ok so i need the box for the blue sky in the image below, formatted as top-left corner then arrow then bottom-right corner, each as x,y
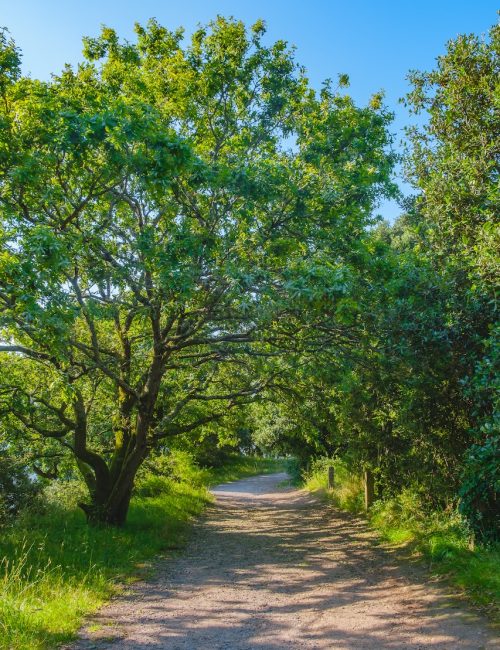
2,1 -> 498,220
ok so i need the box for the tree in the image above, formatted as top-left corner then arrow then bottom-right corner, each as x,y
0,19 -> 394,525
404,21 -> 499,286
237,19 -> 500,535
403,20 -> 499,531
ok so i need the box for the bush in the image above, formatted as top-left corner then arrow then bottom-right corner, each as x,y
179,433 -> 238,469
370,488 -> 472,553
0,452 -> 41,523
136,449 -> 212,495
134,474 -> 172,498
370,487 -> 430,529
459,435 -> 500,543
43,478 -> 88,511
284,457 -> 302,484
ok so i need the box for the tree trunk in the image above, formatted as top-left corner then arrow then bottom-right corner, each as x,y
79,477 -> 134,526
77,390 -> 156,526
102,484 -> 133,526
78,442 -> 142,526
364,468 -> 375,510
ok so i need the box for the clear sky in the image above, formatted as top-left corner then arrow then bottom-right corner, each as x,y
1,1 -> 498,220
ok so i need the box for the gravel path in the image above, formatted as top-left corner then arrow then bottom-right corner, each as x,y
71,473 -> 498,649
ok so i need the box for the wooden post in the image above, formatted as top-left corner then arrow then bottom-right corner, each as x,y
327,466 -> 335,490
364,469 -> 374,510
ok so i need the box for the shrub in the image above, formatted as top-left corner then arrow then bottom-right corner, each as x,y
459,435 -> 500,543
284,457 -> 302,484
136,449 -> 211,494
0,452 -> 41,523
43,478 -> 88,511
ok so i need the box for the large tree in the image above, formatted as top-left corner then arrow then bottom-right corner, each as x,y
403,21 -> 499,537
404,21 -> 499,285
0,18 -> 394,524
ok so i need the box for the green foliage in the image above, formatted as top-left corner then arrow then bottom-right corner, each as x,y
283,457 -> 302,484
370,489 -> 468,549
136,449 -> 212,493
0,451 -> 41,523
0,28 -> 21,95
0,10 -> 497,629
459,436 -> 500,543
0,16 -> 394,526
43,478 -> 88,510
254,17 -> 500,544
404,22 -> 499,282
399,20 -> 499,535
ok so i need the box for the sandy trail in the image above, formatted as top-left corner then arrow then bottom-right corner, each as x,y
71,473 -> 498,649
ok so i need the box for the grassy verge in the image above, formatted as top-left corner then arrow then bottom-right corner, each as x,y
370,496 -> 500,621
205,454 -> 285,486
304,459 -> 500,622
0,453 -> 280,650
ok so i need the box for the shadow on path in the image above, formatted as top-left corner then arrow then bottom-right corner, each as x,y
71,473 -> 498,649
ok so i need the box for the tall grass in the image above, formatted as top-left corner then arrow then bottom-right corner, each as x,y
370,492 -> 500,618
304,457 -> 364,513
0,453 -> 280,650
304,457 -> 500,621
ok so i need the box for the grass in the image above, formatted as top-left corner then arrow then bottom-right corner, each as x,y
304,458 -> 364,513
370,494 -> 500,621
205,454 -> 285,486
304,459 -> 500,623
0,453 -> 281,650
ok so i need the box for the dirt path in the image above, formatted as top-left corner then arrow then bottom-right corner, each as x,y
72,473 -> 498,649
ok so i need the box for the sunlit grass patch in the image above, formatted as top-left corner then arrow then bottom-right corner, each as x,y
370,495 -> 500,619
0,455 -> 278,650
304,457 -> 364,513
0,482 -> 210,649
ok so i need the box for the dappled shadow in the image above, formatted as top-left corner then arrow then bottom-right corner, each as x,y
70,473 -> 498,649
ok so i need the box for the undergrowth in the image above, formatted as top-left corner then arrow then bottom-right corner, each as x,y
0,453 -> 279,650
304,458 -> 500,622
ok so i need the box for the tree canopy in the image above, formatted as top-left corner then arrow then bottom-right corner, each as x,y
0,18 -> 395,524
0,17 -> 497,539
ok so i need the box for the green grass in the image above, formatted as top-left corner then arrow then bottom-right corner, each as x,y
304,458 -> 364,513
304,460 -> 500,622
205,454 -> 285,486
370,495 -> 500,621
0,454 -> 280,650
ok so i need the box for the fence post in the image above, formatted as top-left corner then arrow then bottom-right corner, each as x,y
327,465 -> 335,490
364,469 -> 374,510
